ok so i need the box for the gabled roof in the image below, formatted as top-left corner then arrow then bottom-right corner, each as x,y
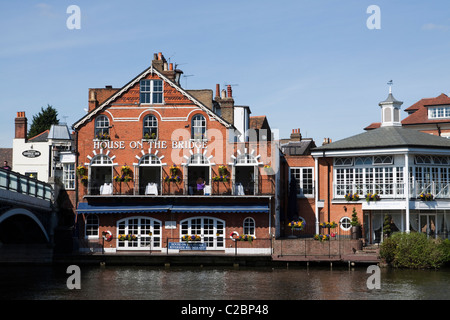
312,126 -> 450,153
72,65 -> 232,130
402,93 -> 450,125
28,129 -> 49,142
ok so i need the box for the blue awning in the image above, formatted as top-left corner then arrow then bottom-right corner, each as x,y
77,202 -> 172,214
77,203 -> 269,214
171,205 -> 269,213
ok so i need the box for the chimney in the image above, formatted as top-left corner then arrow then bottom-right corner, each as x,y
227,85 -> 232,98
15,111 -> 27,140
152,52 -> 165,71
88,89 -> 98,112
215,85 -> 235,125
216,84 -> 220,98
322,138 -> 332,145
290,128 -> 302,141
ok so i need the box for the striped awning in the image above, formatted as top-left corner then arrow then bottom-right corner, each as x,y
76,202 -> 171,214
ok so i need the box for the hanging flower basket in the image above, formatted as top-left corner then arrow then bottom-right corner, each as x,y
169,165 -> 180,176
164,175 -> 181,183
218,165 -> 228,176
76,165 -> 87,177
213,175 -> 229,182
121,165 -> 131,175
345,193 -> 360,201
80,175 -> 88,186
288,220 -> 304,230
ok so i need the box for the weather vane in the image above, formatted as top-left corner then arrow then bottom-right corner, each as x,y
387,80 -> 393,93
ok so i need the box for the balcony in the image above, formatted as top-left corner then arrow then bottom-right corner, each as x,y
334,182 -> 450,200
85,176 -> 275,197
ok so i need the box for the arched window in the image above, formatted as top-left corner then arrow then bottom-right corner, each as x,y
191,114 -> 206,140
95,115 -> 110,140
143,115 -> 158,140
188,153 -> 210,165
235,154 -> 258,165
139,154 -> 161,166
85,214 -> 99,238
243,217 -> 255,237
91,154 -> 113,166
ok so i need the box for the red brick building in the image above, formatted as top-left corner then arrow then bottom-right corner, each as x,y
71,53 -> 277,253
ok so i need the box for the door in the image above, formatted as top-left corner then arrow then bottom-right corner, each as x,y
117,217 -> 162,250
420,214 -> 436,238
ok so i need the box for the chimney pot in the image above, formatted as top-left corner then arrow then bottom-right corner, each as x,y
169,63 -> 173,71
227,85 -> 232,98
158,52 -> 162,60
216,84 -> 220,98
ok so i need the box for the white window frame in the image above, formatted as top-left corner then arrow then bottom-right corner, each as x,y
143,114 -> 158,140
243,217 -> 256,237
63,163 -> 75,190
428,106 -> 450,119
140,80 -> 164,104
289,167 -> 314,197
191,114 -> 207,141
180,217 -> 225,250
116,217 -> 162,250
85,214 -> 99,239
340,216 -> 352,231
94,115 -> 110,139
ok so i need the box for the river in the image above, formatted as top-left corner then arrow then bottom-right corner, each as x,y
0,264 -> 449,300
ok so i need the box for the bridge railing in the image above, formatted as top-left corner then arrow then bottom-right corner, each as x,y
0,168 -> 53,201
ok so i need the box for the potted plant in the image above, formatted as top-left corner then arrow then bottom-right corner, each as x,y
350,207 -> 362,239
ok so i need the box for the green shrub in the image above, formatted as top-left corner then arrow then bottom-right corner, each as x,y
379,232 -> 447,269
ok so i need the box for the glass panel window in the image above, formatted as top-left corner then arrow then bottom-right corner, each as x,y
140,80 -> 163,104
95,115 -> 110,140
63,163 -> 75,189
191,114 -> 206,140
143,115 -> 158,140
86,214 -> 99,238
289,167 -> 314,197
243,217 -> 255,237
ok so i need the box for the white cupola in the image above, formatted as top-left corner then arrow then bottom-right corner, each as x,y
379,81 -> 403,127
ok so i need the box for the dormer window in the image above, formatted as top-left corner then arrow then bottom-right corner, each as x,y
140,80 -> 163,104
428,106 -> 450,119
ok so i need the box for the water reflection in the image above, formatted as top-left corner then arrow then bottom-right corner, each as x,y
0,265 -> 449,300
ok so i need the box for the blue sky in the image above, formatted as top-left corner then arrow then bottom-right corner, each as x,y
2,1 -> 450,147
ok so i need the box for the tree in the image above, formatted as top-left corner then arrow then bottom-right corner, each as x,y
27,105 -> 59,139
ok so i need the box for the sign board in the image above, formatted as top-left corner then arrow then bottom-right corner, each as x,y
22,150 -> 41,158
168,242 -> 206,250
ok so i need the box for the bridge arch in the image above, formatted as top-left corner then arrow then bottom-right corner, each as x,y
0,208 -> 50,243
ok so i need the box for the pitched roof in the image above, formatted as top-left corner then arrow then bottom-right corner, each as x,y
249,116 -> 268,130
28,129 -> 49,142
312,126 -> 450,152
72,65 -> 232,130
402,93 -> 450,125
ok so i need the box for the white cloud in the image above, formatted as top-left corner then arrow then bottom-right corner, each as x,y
422,23 -> 450,31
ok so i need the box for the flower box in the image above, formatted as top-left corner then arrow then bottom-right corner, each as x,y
238,234 -> 255,242
419,193 -> 434,201
345,193 -> 360,201
181,235 -> 201,242
118,234 -> 137,241
319,221 -> 337,229
288,220 -> 304,230
365,193 -> 380,202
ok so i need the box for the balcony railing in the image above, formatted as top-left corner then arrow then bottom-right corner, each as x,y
0,168 -> 53,201
334,182 -> 450,200
87,177 -> 275,196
